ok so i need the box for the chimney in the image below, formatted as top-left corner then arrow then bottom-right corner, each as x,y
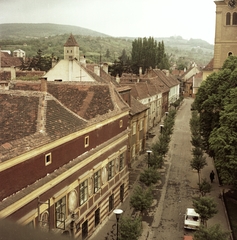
80,55 -> 86,67
116,74 -> 120,83
94,65 -> 100,76
10,66 -> 16,80
41,78 -> 48,92
139,67 -> 142,76
52,57 -> 57,68
102,63 -> 109,74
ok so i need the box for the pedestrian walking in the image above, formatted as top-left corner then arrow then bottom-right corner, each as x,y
210,170 -> 215,183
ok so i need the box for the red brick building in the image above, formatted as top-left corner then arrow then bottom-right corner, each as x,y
0,76 -> 130,238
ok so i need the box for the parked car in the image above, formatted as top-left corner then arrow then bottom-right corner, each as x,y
184,208 -> 200,230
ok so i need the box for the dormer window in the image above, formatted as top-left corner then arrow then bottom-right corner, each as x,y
85,136 -> 89,148
45,153 -> 52,166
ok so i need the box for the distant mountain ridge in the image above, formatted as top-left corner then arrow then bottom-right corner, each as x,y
0,23 -> 110,39
0,23 -> 214,66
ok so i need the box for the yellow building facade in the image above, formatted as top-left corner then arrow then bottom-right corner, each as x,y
213,0 -> 237,71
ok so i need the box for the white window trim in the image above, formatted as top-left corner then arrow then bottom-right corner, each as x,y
45,153 -> 52,166
85,136 -> 89,148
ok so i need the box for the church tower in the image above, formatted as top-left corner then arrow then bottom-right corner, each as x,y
64,34 -> 80,61
213,0 -> 237,70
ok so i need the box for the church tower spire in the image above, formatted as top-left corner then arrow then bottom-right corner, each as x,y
64,34 -> 80,61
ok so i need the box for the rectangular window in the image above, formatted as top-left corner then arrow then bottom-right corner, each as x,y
82,220 -> 88,240
139,140 -> 142,152
94,170 -> 101,193
85,136 -> 89,147
132,123 -> 136,135
119,119 -> 123,128
119,153 -> 124,171
95,208 -> 100,227
120,184 -> 124,202
79,180 -> 88,206
139,120 -> 143,131
109,194 -> 114,212
45,153 -> 52,166
132,145 -> 136,158
108,160 -> 114,180
55,196 -> 66,229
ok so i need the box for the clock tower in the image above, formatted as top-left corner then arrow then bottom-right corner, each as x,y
213,0 -> 237,70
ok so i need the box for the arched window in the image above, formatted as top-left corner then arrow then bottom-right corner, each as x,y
228,52 -> 233,56
226,12 -> 231,25
233,12 -> 237,25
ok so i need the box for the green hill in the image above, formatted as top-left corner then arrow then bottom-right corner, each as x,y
0,23 -> 214,67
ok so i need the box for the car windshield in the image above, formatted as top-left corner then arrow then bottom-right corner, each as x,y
186,215 -> 199,221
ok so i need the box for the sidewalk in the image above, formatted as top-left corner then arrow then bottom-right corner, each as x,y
89,121 -> 162,240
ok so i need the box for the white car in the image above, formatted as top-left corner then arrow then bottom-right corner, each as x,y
184,208 -> 200,230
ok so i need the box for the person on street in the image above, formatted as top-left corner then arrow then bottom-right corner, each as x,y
210,170 -> 215,183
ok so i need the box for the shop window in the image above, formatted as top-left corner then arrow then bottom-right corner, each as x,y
95,208 -> 100,227
82,220 -> 88,240
109,194 -> 114,212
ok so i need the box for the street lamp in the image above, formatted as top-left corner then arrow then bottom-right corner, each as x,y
146,150 -> 152,168
113,209 -> 123,240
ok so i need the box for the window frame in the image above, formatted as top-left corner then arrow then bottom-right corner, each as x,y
94,208 -> 100,227
84,136 -> 89,148
55,196 -> 66,229
107,160 -> 115,181
45,153 -> 52,166
233,12 -> 237,25
119,153 -> 124,171
109,194 -> 114,212
79,180 -> 88,206
94,170 -> 101,193
132,122 -> 136,135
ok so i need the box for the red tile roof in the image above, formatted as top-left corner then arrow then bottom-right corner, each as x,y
203,58 -> 214,71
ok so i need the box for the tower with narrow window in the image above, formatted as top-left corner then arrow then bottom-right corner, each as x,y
213,0 -> 237,70
64,34 -> 80,61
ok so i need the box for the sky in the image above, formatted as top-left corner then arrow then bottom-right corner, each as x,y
0,0 -> 216,44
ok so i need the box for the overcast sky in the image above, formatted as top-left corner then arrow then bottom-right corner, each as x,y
0,0 -> 216,44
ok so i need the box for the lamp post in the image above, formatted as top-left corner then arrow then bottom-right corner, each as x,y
146,150 -> 152,168
113,209 -> 123,240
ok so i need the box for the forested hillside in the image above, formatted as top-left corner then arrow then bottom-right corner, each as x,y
0,23 -> 214,68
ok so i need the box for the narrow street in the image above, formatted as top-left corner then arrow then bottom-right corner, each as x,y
149,98 -> 199,239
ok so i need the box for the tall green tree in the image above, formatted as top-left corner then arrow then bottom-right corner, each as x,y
193,196 -> 218,226
209,87 -> 237,186
194,224 -> 230,240
194,56 -> 237,155
119,216 -> 142,240
130,186 -> 153,215
131,37 -> 170,74
190,152 -> 207,185
139,168 -> 160,186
